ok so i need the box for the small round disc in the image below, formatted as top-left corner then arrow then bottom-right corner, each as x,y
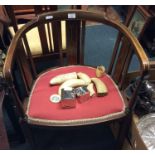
49,94 -> 61,103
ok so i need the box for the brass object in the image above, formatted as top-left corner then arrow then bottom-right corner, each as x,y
96,65 -> 105,78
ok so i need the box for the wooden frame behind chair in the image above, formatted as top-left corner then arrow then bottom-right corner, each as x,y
3,10 -> 149,149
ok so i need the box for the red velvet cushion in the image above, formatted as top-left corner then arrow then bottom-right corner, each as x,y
26,66 -> 125,125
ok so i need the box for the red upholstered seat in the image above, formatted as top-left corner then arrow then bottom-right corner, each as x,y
26,66 -> 126,126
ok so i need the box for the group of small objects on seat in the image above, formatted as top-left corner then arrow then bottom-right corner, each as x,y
49,66 -> 108,109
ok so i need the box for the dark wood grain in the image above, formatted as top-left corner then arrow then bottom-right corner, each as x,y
4,6 -> 18,32
0,90 -> 9,150
17,41 -> 34,91
108,33 -> 122,75
37,24 -> 49,54
112,37 -> 131,83
119,47 -> 133,90
66,20 -> 81,65
52,21 -> 62,52
79,20 -> 86,64
22,35 -> 37,78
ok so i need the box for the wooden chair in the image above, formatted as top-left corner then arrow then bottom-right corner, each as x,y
5,6 -> 80,65
3,10 -> 149,149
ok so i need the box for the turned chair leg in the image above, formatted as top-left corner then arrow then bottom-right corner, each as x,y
20,118 -> 36,149
116,114 -> 132,149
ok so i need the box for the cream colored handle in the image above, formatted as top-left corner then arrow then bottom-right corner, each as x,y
50,72 -> 77,85
91,78 -> 108,96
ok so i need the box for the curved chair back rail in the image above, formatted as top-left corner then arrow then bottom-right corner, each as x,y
3,10 -> 149,116
4,10 -> 149,72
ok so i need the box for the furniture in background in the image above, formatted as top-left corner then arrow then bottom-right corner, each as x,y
4,6 -> 81,67
125,6 -> 155,61
0,40 -> 9,151
118,6 -> 155,150
0,6 -> 12,51
127,6 -> 151,39
0,6 -> 25,149
0,6 -> 10,149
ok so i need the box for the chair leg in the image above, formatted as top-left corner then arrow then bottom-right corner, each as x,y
116,114 -> 132,149
19,118 -> 36,149
4,97 -> 25,143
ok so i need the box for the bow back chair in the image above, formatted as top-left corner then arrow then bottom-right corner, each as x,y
3,10 -> 149,149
